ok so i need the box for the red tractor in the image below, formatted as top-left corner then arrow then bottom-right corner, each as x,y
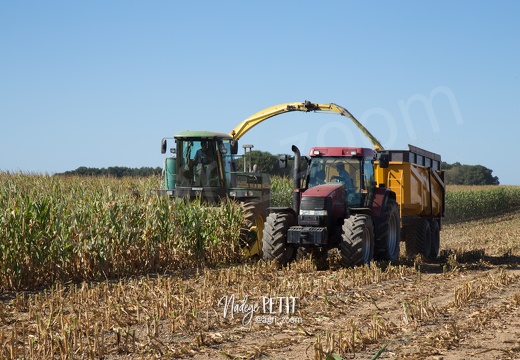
262,145 -> 400,268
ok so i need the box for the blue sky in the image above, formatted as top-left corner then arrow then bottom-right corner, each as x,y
1,1 -> 519,184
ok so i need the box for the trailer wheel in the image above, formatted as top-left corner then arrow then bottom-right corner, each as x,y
262,212 -> 295,266
374,198 -> 401,261
339,214 -> 374,267
240,201 -> 264,257
428,219 -> 440,260
404,217 -> 431,258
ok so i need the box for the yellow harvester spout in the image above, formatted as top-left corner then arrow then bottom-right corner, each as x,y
229,100 -> 384,150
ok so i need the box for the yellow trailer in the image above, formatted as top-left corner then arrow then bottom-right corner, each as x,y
375,145 -> 446,258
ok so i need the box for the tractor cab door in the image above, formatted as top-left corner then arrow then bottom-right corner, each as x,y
361,158 -> 375,207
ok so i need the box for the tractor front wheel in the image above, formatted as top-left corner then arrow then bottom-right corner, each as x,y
339,214 -> 374,267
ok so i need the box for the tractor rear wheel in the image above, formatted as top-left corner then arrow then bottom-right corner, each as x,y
339,214 -> 374,267
403,217 -> 431,258
374,198 -> 401,261
428,219 -> 440,260
262,212 -> 296,266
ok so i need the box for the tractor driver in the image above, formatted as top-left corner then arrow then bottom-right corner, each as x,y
331,163 -> 355,190
194,141 -> 213,165
193,141 -> 216,185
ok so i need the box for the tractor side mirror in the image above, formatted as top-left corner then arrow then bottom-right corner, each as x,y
279,154 -> 288,169
161,138 -> 167,154
378,153 -> 390,168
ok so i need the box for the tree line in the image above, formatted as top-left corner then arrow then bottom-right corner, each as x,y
57,166 -> 162,178
240,151 -> 501,185
441,162 -> 499,185
58,152 -> 500,186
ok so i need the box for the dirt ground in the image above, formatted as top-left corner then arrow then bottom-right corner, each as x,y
192,264 -> 520,360
1,211 -> 520,359
192,211 -> 520,360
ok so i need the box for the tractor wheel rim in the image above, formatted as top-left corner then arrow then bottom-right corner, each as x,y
363,228 -> 372,263
388,213 -> 397,253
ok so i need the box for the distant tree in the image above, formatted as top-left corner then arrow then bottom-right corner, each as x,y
234,150 -> 271,173
57,167 -> 162,177
235,150 -> 292,176
443,163 -> 499,185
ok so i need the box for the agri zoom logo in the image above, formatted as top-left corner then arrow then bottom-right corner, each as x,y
217,294 -> 302,326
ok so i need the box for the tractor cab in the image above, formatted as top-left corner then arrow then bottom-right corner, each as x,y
305,147 -> 376,208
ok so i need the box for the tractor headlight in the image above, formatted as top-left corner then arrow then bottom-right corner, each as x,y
300,209 -> 328,216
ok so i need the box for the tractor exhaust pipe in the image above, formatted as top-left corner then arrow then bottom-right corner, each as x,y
291,145 -> 301,216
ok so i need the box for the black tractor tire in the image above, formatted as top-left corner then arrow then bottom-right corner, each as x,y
262,212 -> 296,266
296,247 -> 329,270
403,216 -> 431,258
339,214 -> 374,267
239,201 -> 263,256
428,219 -> 440,260
374,198 -> 401,261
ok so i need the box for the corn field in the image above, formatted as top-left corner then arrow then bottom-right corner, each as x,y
2,173 -> 520,291
270,176 -> 293,207
0,173 -> 243,290
445,185 -> 520,223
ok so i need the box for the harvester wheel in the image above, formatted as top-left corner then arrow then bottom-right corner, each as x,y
428,219 -> 440,260
374,198 -> 401,261
339,214 -> 374,267
403,217 -> 431,258
240,201 -> 264,257
262,212 -> 295,266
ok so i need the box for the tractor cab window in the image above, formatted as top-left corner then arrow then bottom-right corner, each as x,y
362,159 -> 375,206
177,139 -> 221,187
307,157 -> 362,206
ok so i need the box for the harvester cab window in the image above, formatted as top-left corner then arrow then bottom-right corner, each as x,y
177,139 -> 221,187
221,140 -> 235,187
